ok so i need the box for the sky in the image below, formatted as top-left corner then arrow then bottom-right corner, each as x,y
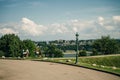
0,0 -> 120,41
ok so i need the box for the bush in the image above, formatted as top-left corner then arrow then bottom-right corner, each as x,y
44,45 -> 63,58
79,50 -> 87,56
91,48 -> 98,56
54,49 -> 63,57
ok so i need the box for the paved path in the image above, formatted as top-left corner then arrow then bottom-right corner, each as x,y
0,60 -> 120,80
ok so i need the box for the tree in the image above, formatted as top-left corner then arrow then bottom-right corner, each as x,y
93,36 -> 119,54
44,45 -> 63,58
0,34 -> 41,58
22,39 -> 36,57
0,34 -> 21,57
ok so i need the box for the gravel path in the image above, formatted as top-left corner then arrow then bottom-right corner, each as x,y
0,60 -> 120,80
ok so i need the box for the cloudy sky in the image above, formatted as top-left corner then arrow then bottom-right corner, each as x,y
0,0 -> 120,41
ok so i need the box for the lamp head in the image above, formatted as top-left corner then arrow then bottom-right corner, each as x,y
76,32 -> 79,37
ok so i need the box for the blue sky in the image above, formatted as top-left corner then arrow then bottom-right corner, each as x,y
0,0 -> 120,41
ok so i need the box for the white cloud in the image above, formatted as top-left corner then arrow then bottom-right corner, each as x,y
0,16 -> 120,40
96,16 -> 116,31
104,26 -> 115,31
47,16 -> 119,39
73,27 -> 78,32
70,20 -> 86,27
70,19 -> 79,23
113,16 -> 120,30
98,16 -> 104,21
69,19 -> 96,33
50,23 -> 69,34
98,16 -> 104,26
113,16 -> 120,22
21,17 -> 47,36
0,28 -> 18,35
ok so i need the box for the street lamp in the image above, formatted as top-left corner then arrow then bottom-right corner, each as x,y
75,32 -> 79,64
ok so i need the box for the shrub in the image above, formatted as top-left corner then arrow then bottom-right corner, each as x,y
79,50 -> 87,56
54,49 -> 63,57
91,48 -> 98,56
44,45 -> 63,58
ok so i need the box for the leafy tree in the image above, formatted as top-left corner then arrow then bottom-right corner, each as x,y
93,36 -> 119,54
22,39 -> 36,57
37,41 -> 47,47
0,34 -> 21,57
44,45 -> 63,57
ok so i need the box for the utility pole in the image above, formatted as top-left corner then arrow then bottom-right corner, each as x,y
75,32 -> 79,64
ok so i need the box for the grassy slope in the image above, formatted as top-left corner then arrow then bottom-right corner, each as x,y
79,55 -> 120,67
78,55 -> 120,75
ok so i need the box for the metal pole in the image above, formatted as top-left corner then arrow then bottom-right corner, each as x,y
75,32 -> 79,64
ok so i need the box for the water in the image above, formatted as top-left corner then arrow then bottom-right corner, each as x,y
64,53 -> 76,57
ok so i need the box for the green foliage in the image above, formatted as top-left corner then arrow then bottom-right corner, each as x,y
44,45 -> 63,58
22,40 -> 36,57
79,50 -> 87,56
54,49 -> 64,57
79,55 -> 120,67
0,50 -> 5,57
0,34 -> 21,57
93,36 -> 119,54
0,34 -> 36,57
37,41 -> 47,47
91,48 -> 98,56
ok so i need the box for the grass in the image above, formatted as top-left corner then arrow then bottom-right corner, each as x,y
79,55 -> 120,67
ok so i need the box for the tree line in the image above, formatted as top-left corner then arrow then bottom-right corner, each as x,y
0,34 -> 119,58
0,34 -> 63,58
79,36 -> 120,56
38,36 -> 120,56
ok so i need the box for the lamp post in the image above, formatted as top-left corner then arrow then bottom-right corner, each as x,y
75,32 -> 79,64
